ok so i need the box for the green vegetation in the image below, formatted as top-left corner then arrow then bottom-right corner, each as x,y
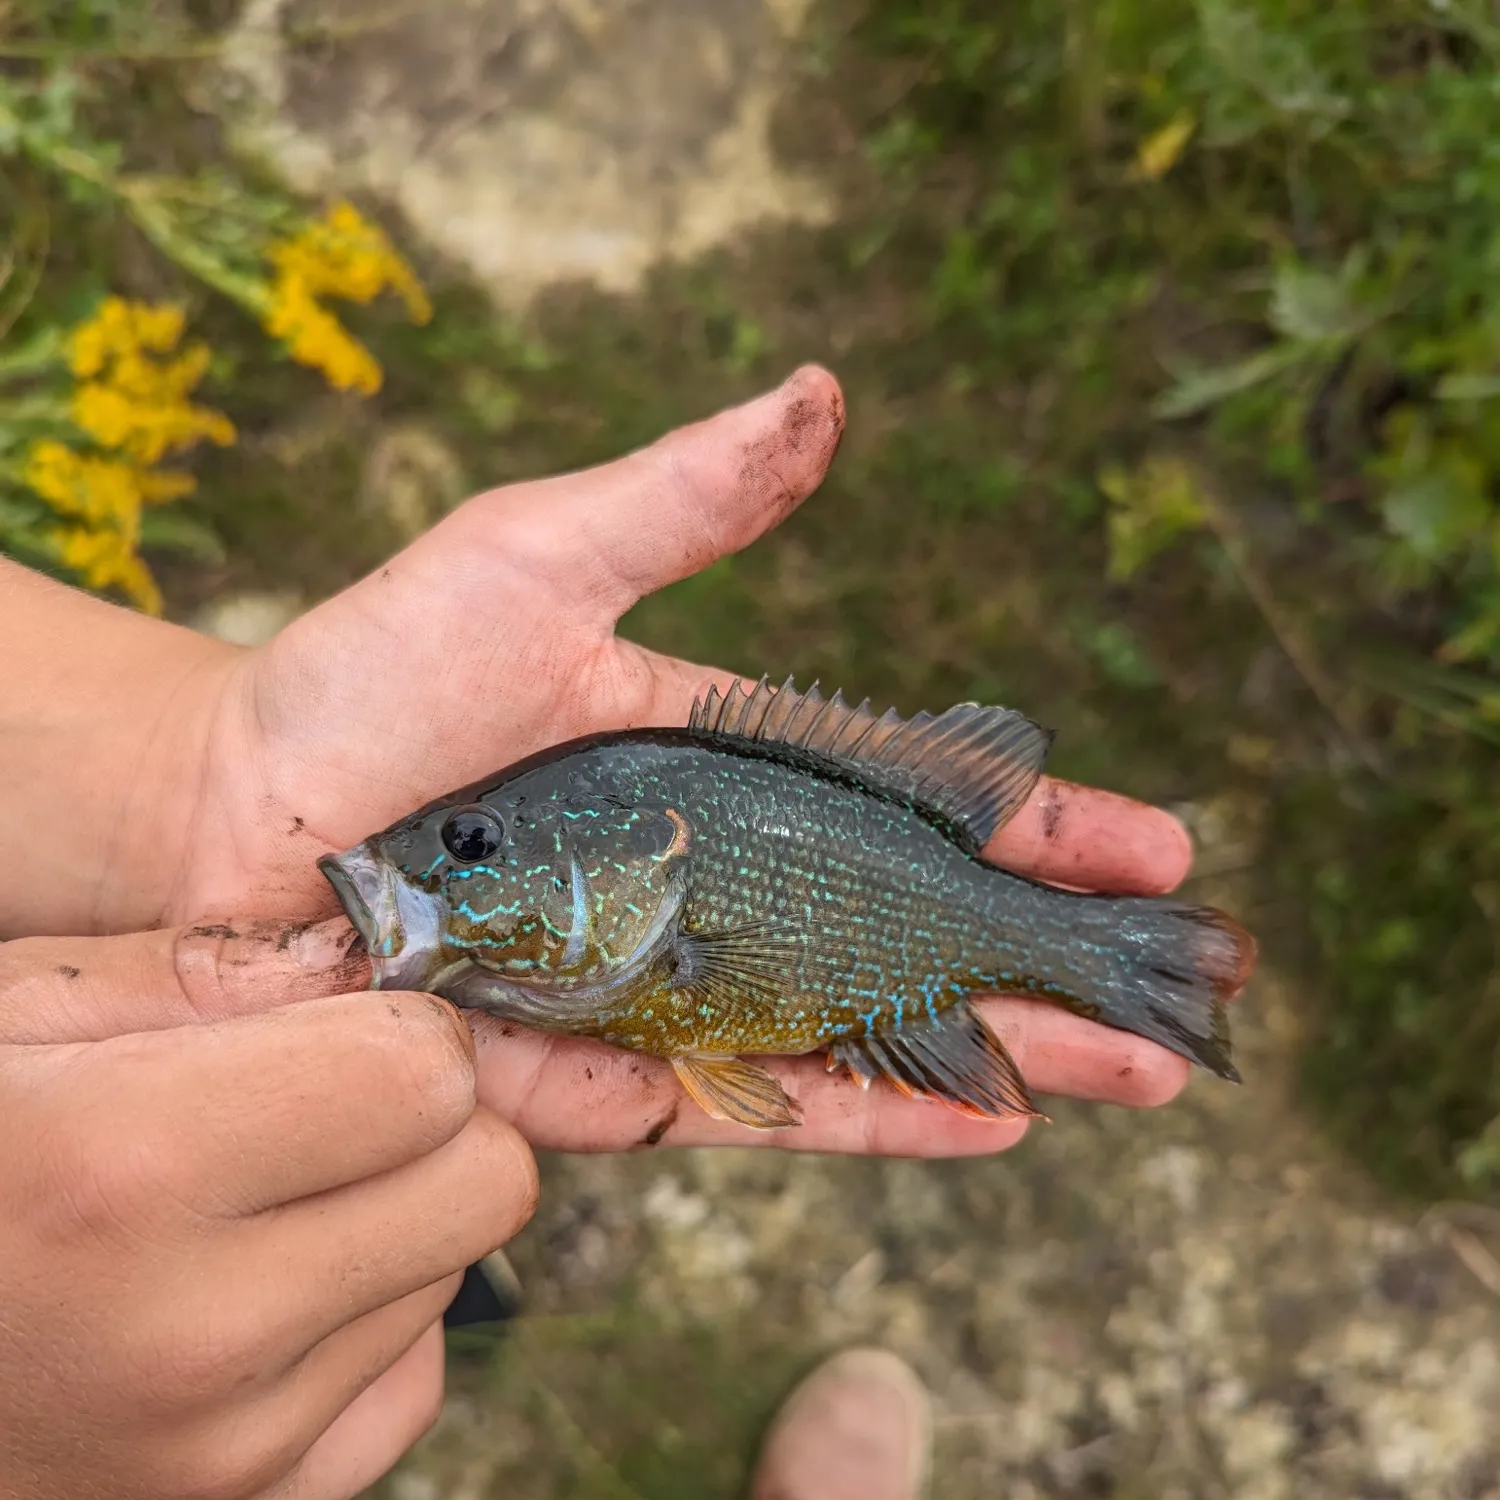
6,0 -> 1500,1195
836,0 -> 1500,1197
834,0 -> 1500,1198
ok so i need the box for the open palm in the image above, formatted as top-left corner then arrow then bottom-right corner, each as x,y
178,367 -> 1208,1156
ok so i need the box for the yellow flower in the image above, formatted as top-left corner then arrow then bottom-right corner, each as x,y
25,440 -> 133,530
24,442 -> 183,616
67,296 -> 187,377
257,201 -> 432,396
23,439 -> 195,525
262,271 -> 384,395
49,524 -> 163,615
268,201 -> 432,323
109,344 -> 212,402
135,469 -> 198,504
1127,111 -> 1198,183
70,380 -> 235,465
41,297 -> 224,617
64,299 -> 235,462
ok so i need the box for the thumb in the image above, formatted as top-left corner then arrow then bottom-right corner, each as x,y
0,916 -> 370,1044
461,363 -> 845,620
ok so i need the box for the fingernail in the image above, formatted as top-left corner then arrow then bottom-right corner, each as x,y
280,916 -> 368,974
738,367 -> 804,413
424,993 -> 478,1064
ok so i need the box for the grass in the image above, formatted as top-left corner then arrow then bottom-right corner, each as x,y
7,0 -> 1500,1454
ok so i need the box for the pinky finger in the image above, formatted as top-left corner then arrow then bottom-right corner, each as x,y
279,1322 -> 447,1500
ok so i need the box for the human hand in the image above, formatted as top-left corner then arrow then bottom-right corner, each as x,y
5,365 -> 1207,1143
0,930 -> 537,1500
180,366 -> 1199,1130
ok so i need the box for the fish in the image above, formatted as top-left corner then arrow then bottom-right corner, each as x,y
318,677 -> 1256,1129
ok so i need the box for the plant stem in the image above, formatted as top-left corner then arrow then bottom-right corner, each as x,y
1198,478 -> 1390,779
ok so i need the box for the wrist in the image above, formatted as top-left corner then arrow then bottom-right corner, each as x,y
0,559 -> 241,937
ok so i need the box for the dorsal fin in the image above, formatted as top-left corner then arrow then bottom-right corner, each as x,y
688,676 -> 1054,852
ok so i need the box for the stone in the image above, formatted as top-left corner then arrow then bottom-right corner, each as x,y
189,589 -> 303,644
214,0 -> 834,308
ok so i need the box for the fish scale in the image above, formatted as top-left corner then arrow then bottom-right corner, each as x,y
319,677 -> 1257,1130
533,756 -> 982,1047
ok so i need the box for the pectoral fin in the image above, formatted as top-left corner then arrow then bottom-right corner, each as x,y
670,920 -> 801,1024
671,1055 -> 802,1129
828,1001 -> 1044,1121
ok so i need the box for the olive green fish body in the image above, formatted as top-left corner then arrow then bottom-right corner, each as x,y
320,679 -> 1256,1129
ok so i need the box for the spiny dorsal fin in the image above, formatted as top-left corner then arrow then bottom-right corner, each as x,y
688,676 -> 1054,851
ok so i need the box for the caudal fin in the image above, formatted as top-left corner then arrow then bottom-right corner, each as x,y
1086,901 -> 1256,1081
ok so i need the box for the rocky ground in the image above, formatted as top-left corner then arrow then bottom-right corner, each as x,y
190,3 -> 1500,1494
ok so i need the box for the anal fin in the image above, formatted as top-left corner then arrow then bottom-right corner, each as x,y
671,1055 -> 802,1130
828,1001 -> 1043,1122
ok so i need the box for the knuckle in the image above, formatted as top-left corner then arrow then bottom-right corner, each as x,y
160,1422 -> 297,1500
370,993 -> 477,1129
34,1116 -> 173,1250
84,1292 -> 271,1421
651,444 -> 725,572
473,1110 -> 540,1235
152,1299 -> 269,1403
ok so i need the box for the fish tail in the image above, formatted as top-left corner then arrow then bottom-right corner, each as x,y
983,887 -> 1257,1082
1095,900 -> 1255,1081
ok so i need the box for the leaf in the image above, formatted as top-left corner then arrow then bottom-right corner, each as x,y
1197,0 -> 1351,128
138,509 -> 226,563
0,194 -> 49,344
1269,260 -> 1363,344
1127,112 -> 1197,183
0,325 -> 65,385
930,229 -> 998,316
1442,608 -> 1500,667
0,491 -> 44,528
1101,454 -> 1211,580
0,490 -> 52,556
1151,343 -> 1308,419
1381,467 -> 1489,564
1436,372 -> 1500,402
1081,619 -> 1162,688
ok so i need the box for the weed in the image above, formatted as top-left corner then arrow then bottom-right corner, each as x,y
0,8 -> 428,610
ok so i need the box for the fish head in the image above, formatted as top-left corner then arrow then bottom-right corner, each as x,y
318,786 -> 565,992
318,766 -> 682,1001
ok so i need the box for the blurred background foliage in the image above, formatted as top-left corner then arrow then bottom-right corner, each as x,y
6,0 -> 1500,1209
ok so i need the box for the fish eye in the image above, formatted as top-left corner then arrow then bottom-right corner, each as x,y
440,805 -> 505,863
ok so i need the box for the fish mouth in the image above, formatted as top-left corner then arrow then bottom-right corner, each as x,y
318,844 -> 444,991
318,851 -> 381,952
